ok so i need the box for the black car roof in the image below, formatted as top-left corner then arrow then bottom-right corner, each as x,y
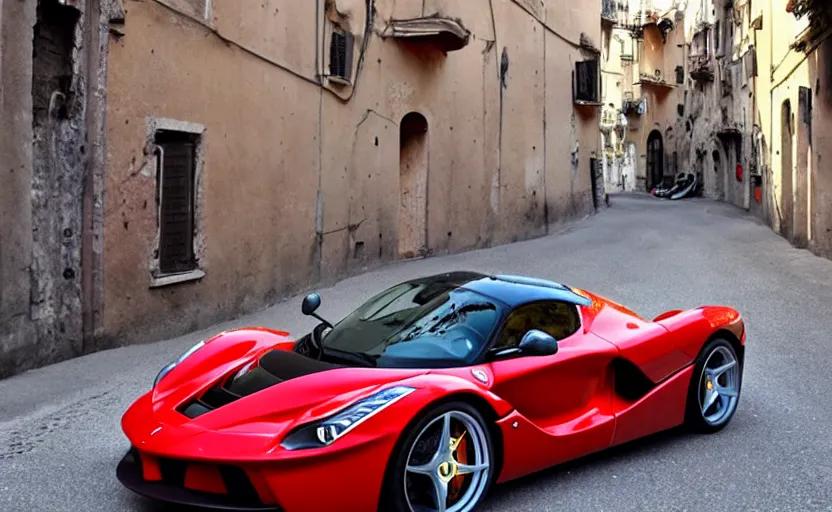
408,271 -> 592,308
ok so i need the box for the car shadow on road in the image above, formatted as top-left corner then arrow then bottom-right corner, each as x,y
127,427 -> 694,512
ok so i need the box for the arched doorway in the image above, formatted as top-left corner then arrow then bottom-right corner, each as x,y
780,100 -> 793,241
646,130 -> 664,190
398,112 -> 429,260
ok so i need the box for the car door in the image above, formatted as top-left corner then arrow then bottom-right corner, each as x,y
488,301 -> 618,464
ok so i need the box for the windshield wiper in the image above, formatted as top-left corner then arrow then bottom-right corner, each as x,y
325,347 -> 378,367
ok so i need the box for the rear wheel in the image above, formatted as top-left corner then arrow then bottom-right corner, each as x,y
685,337 -> 742,433
380,401 -> 494,512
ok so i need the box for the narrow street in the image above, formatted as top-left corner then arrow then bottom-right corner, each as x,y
2,193 -> 832,511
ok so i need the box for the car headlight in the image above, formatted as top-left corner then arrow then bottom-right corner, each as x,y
153,340 -> 206,388
280,385 -> 416,450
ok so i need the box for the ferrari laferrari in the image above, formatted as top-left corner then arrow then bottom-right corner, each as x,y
117,271 -> 746,512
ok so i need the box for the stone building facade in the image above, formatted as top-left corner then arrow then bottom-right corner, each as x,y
677,0 -> 832,258
600,0 -> 688,193
0,0 -> 606,377
602,0 -> 832,262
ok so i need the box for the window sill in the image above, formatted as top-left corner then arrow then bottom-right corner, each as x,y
150,269 -> 205,289
326,76 -> 352,87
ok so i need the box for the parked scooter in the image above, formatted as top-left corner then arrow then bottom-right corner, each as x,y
650,172 -> 699,200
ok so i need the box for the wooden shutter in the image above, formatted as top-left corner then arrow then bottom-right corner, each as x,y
329,31 -> 354,81
575,60 -> 599,102
158,141 -> 196,274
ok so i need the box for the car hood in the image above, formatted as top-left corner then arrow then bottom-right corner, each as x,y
129,328 -> 429,438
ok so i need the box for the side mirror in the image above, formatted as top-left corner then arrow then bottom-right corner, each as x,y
301,293 -> 322,316
519,330 -> 559,356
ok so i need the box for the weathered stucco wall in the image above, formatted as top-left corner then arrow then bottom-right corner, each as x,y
104,2 -> 322,344
756,0 -> 832,258
0,0 -> 108,378
0,0 -> 37,376
100,0 -> 602,348
808,41 -> 832,258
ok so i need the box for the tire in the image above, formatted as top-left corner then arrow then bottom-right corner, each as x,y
684,337 -> 743,433
379,401 -> 496,512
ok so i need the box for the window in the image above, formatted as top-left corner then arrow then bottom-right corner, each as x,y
715,20 -> 721,53
148,118 -> 205,287
675,65 -> 685,84
574,58 -> 601,103
493,302 -> 581,351
328,29 -> 354,84
156,131 -> 198,274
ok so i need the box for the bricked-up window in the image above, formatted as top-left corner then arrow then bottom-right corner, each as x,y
329,30 -> 354,83
575,58 -> 600,103
155,130 -> 198,275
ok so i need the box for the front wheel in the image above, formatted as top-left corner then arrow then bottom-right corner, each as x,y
380,401 -> 495,512
684,337 -> 743,433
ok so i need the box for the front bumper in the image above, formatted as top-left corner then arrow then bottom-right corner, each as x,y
117,448 -> 282,511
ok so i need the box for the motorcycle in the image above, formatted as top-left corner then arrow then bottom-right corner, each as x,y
650,172 -> 699,200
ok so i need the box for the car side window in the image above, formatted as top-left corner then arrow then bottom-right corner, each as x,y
493,302 -> 581,351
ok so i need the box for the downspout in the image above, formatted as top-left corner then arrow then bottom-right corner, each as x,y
770,0 -> 775,229
315,0 -> 320,80
313,0 -> 324,282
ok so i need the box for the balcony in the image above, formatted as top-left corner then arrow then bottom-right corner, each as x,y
621,93 -> 645,116
689,53 -> 715,82
602,0 -> 620,25
787,0 -> 832,50
380,16 -> 471,53
787,0 -> 829,19
636,71 -> 676,90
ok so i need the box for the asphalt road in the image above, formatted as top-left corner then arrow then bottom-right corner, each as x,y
2,193 -> 832,512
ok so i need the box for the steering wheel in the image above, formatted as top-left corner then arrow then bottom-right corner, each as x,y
309,322 -> 329,360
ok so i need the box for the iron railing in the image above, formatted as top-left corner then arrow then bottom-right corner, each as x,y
602,0 -> 618,23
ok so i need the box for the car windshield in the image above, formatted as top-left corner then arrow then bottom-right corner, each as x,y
322,281 -> 505,367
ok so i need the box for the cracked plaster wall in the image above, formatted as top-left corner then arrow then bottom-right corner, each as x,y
0,0 -> 100,378
30,0 -> 87,369
99,0 -> 600,350
0,0 -> 38,376
675,2 -> 756,211
0,0 -> 109,378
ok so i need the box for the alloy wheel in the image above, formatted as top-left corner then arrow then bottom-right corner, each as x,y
403,410 -> 491,512
698,345 -> 740,426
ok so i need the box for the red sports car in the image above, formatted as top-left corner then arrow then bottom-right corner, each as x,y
117,272 -> 746,512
